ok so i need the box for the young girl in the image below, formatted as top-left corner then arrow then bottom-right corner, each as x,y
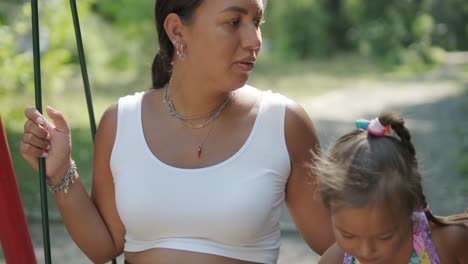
315,112 -> 468,264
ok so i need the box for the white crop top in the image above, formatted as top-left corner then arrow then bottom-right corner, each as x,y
110,86 -> 291,264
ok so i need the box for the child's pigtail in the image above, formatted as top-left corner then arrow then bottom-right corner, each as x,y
420,193 -> 447,225
378,112 -> 416,157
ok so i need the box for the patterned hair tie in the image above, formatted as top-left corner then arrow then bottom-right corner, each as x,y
355,118 -> 391,136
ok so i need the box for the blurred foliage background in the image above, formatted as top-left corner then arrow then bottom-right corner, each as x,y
2,0 -> 468,97
0,0 -> 467,227
1,0 -> 468,261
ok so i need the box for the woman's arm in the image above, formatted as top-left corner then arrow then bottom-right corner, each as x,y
89,103 -> 127,259
21,105 -> 125,262
284,101 -> 335,255
433,223 -> 468,264
455,224 -> 468,263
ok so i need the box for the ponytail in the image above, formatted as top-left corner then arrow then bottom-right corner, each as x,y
151,50 -> 172,89
419,193 -> 447,225
379,112 -> 466,226
379,112 -> 416,157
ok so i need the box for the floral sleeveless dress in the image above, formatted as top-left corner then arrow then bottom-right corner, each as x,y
343,211 -> 440,264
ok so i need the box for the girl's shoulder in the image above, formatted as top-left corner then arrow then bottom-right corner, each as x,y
431,222 -> 468,263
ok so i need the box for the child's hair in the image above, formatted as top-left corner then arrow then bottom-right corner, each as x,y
315,112 -> 444,224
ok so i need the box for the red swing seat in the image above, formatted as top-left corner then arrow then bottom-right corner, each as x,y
0,116 -> 36,263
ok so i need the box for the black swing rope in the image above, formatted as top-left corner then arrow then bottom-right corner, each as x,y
31,0 -> 116,263
31,0 -> 51,262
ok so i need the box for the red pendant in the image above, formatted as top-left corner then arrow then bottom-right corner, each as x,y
197,146 -> 202,158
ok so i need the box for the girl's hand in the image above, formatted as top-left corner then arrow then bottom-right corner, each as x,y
20,106 -> 73,179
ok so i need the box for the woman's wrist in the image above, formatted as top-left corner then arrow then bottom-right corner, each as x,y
47,160 -> 78,194
47,158 -> 74,180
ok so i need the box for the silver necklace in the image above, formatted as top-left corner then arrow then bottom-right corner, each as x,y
196,122 -> 216,158
163,84 -> 232,129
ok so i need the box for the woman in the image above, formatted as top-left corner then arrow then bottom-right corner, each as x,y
20,0 -> 334,263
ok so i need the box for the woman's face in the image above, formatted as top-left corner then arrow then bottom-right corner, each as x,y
331,206 -> 413,264
183,0 -> 264,90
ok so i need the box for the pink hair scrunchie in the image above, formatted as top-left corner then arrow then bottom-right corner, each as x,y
367,118 -> 391,136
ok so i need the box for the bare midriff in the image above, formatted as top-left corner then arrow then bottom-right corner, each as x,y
124,248 -> 262,264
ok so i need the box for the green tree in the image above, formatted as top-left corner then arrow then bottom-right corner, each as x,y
0,1 -> 94,96
265,0 -> 330,59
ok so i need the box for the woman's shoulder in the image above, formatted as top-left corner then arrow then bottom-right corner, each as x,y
98,90 -> 143,132
97,102 -> 118,134
431,222 -> 468,263
318,243 -> 344,264
117,91 -> 146,103
239,85 -> 311,126
110,90 -> 152,117
245,85 -> 294,103
242,85 -> 304,114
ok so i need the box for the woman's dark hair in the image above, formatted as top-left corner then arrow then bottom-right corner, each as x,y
151,0 -> 269,89
314,112 -> 444,225
152,0 -> 203,89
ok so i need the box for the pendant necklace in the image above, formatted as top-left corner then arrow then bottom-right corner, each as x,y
162,83 -> 233,157
196,123 -> 216,158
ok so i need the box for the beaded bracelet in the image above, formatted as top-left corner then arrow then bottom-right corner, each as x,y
47,160 -> 77,194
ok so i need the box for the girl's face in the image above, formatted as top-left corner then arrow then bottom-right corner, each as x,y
331,206 -> 413,264
183,0 -> 264,90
